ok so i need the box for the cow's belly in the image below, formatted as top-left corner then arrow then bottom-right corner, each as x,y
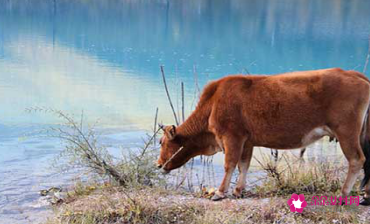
253,126 -> 334,149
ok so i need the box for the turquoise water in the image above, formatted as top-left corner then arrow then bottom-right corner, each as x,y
1,0 -> 370,222
1,0 -> 370,128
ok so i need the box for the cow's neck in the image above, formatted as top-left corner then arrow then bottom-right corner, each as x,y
170,93 -> 216,164
177,104 -> 210,140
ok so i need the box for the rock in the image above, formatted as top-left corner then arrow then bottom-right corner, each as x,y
39,187 -> 65,205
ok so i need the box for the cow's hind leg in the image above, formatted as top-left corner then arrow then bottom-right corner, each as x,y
360,128 -> 370,205
337,132 -> 366,200
211,135 -> 244,201
233,143 -> 253,198
361,183 -> 370,205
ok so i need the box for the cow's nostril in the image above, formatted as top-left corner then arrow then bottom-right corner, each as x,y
157,164 -> 163,169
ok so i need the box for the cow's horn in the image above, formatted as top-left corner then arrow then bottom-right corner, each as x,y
158,124 -> 165,130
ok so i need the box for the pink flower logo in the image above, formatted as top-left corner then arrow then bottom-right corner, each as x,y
287,193 -> 307,213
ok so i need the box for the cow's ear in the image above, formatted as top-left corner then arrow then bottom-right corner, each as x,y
165,125 -> 176,140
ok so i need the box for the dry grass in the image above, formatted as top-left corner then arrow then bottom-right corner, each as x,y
46,184 -> 369,224
45,138 -> 370,224
254,153 -> 362,197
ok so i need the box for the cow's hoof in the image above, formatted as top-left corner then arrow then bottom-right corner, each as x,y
232,188 -> 243,199
230,194 -> 241,199
360,197 -> 370,206
231,192 -> 242,199
211,193 -> 226,201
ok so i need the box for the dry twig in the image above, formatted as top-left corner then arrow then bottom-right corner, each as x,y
160,65 -> 179,125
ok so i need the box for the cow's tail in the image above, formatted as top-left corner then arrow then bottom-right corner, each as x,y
360,106 -> 370,189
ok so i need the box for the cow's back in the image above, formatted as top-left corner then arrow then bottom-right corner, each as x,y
209,68 -> 370,149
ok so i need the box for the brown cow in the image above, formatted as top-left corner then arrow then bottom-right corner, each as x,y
157,68 -> 370,205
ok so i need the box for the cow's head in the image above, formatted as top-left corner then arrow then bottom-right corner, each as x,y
157,125 -> 191,173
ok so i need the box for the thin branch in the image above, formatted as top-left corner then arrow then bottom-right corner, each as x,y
190,65 -> 201,110
243,67 -> 251,75
193,64 -> 201,96
363,35 -> 370,74
160,65 -> 179,125
139,129 -> 160,158
181,82 -> 185,123
80,110 -> 84,132
271,148 -> 278,162
153,107 -> 159,146
300,148 -> 306,159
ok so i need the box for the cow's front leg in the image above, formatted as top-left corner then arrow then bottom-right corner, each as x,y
211,136 -> 244,201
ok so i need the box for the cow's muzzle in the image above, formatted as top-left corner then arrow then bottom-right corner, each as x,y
160,168 -> 170,174
156,162 -> 170,174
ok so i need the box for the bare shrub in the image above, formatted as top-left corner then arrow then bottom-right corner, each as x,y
26,108 -> 164,189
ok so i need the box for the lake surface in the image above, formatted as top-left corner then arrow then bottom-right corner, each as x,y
1,0 -> 370,223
